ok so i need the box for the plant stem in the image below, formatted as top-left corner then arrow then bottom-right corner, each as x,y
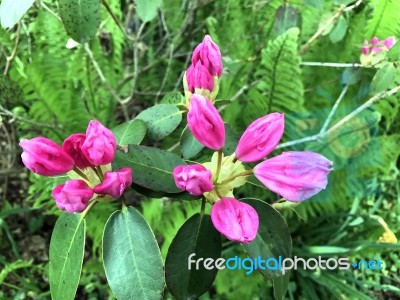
200,198 -> 206,215
96,166 -> 104,181
81,200 -> 98,218
220,169 -> 253,185
91,167 -> 103,181
320,85 -> 349,134
215,150 -> 223,182
73,167 -> 90,182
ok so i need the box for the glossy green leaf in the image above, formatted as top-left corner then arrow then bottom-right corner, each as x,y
0,0 -> 34,29
160,92 -> 185,105
103,207 -> 164,300
113,145 -> 186,193
370,63 -> 396,94
112,119 -> 147,145
223,124 -> 239,156
180,126 -> 204,159
273,271 -> 291,300
165,213 -> 221,300
49,213 -> 86,300
58,0 -> 100,43
241,198 -> 292,278
136,104 -> 182,141
136,0 -> 163,23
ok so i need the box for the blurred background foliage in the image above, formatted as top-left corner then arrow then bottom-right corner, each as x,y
0,0 -> 399,299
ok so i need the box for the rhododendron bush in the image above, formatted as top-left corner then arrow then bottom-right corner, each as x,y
2,0 -> 400,299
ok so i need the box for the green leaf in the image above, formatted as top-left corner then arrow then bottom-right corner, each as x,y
112,119 -> 147,145
136,0 -> 163,23
223,124 -> 239,156
370,63 -> 396,94
0,0 -> 34,29
366,0 -> 400,38
113,145 -> 186,193
273,271 -> 291,300
329,16 -> 347,43
241,198 -> 292,278
49,213 -> 86,300
58,0 -> 100,43
160,92 -> 185,105
136,104 -> 182,141
165,213 -> 221,300
273,5 -> 301,36
180,126 -> 204,159
103,207 -> 164,300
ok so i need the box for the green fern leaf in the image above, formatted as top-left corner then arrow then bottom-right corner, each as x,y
366,0 -> 400,38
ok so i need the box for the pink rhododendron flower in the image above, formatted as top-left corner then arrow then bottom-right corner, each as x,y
20,137 -> 75,176
211,197 -> 259,243
188,94 -> 225,150
235,113 -> 285,162
254,151 -> 333,202
192,35 -> 222,77
62,133 -> 93,169
361,40 -> 370,55
81,120 -> 116,165
52,180 -> 94,213
173,164 -> 213,195
382,36 -> 396,49
186,61 -> 214,93
94,168 -> 132,198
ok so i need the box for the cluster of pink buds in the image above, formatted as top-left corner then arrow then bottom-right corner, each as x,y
183,35 -> 223,102
360,36 -> 396,66
20,120 -> 132,213
174,36 -> 333,244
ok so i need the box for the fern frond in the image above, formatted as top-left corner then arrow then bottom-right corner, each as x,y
366,0 -> 400,38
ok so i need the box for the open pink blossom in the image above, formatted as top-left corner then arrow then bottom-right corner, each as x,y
211,198 -> 259,243
62,133 -> 93,169
20,137 -> 75,176
81,120 -> 116,165
188,94 -> 225,150
191,35 -> 222,77
52,180 -> 94,213
173,164 -> 213,195
235,113 -> 284,162
254,151 -> 333,202
186,61 -> 214,93
94,168 -> 132,198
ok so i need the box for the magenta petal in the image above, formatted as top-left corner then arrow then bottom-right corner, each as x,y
254,151 -> 333,202
62,133 -> 93,169
93,168 -> 132,198
191,35 -> 223,77
235,113 -> 284,162
211,197 -> 259,243
173,164 -> 213,195
187,94 -> 225,150
52,180 -> 93,213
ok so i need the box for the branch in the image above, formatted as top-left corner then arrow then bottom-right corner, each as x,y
301,62 -> 366,68
3,22 -> 21,75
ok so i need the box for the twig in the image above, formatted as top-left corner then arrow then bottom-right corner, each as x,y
0,105 -> 61,129
3,22 -> 21,75
326,84 -> 400,134
276,84 -> 400,149
343,0 -> 363,12
40,2 -> 62,21
320,85 -> 349,134
299,6 -> 345,55
84,43 -> 129,121
156,43 -> 174,103
301,62 -> 365,68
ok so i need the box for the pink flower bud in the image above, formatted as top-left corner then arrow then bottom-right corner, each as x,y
370,37 -> 383,54
93,168 -> 132,198
52,180 -> 94,213
81,120 -> 116,165
361,40 -> 370,55
192,35 -> 222,77
187,94 -> 225,150
254,151 -> 333,202
211,197 -> 259,243
235,113 -> 284,162
62,133 -> 93,169
186,61 -> 214,93
20,137 -> 75,176
173,164 -> 213,195
383,36 -> 396,49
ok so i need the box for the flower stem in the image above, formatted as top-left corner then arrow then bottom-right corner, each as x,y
220,169 -> 253,185
95,166 -> 104,181
80,199 -> 98,219
73,167 -> 90,182
215,149 -> 223,182
232,156 -> 238,163
200,198 -> 206,215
